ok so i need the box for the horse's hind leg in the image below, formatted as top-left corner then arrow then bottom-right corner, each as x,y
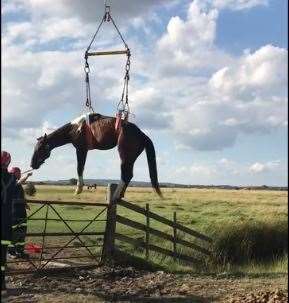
113,129 -> 145,201
113,162 -> 134,201
113,125 -> 145,200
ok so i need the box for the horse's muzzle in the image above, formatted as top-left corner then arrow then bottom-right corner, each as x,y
31,159 -> 44,170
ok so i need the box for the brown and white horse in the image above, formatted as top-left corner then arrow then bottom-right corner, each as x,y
30,113 -> 162,200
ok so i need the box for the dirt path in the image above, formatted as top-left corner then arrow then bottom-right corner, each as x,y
5,267 -> 288,303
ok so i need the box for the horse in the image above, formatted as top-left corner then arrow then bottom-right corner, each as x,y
87,184 -> 97,190
30,113 -> 162,201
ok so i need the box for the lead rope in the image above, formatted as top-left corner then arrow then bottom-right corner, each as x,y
22,168 -> 34,175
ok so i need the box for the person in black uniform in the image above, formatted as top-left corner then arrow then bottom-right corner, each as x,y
8,167 -> 32,259
1,151 -> 17,292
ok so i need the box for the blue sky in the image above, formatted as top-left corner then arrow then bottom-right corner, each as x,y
2,0 -> 288,186
217,0 -> 288,52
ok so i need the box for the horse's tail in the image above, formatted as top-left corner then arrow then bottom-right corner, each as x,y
143,135 -> 163,199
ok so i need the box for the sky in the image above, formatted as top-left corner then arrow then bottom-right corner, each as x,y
1,0 -> 288,186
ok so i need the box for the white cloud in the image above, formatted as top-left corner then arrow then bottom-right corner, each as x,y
7,0 -> 170,24
212,0 -> 268,10
126,2 -> 287,151
218,158 -> 236,168
249,160 -> 282,174
209,45 -> 287,100
174,163 -> 217,184
152,43 -> 287,150
3,18 -> 95,51
168,158 -> 286,185
2,47 -> 83,133
159,2 -> 218,48
221,118 -> 240,126
157,1 -> 233,74
2,0 -> 26,14
249,162 -> 266,173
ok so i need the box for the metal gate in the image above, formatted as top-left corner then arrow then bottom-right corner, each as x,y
7,199 -> 108,275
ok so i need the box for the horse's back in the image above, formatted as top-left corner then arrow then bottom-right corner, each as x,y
71,112 -> 145,150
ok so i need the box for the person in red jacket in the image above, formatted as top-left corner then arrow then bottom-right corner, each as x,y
8,167 -> 32,259
1,151 -> 17,292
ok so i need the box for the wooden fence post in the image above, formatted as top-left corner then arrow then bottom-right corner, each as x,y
173,212 -> 177,262
145,203 -> 150,260
101,183 -> 118,263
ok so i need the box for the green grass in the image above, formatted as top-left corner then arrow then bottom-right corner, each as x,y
210,220 -> 287,264
25,185 -> 288,274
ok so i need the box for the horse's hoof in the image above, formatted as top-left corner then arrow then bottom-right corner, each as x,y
74,187 -> 83,195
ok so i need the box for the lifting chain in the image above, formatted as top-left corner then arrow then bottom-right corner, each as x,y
84,57 -> 94,112
84,2 -> 132,120
104,4 -> 111,22
117,48 -> 131,120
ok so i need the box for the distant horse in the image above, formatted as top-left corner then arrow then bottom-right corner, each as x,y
30,113 -> 162,200
87,184 -> 97,190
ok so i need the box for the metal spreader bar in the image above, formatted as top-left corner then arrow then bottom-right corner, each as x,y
86,50 -> 129,56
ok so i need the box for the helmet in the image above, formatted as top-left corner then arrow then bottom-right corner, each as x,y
1,151 -> 11,168
8,167 -> 21,180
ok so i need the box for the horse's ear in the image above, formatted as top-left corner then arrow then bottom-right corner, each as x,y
44,133 -> 47,141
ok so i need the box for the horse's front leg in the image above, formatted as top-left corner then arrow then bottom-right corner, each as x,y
75,148 -> 87,195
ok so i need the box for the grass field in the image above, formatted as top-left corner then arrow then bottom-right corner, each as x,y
25,185 -> 288,274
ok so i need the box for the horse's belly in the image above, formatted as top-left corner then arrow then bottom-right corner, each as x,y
88,123 -> 117,150
92,140 -> 117,150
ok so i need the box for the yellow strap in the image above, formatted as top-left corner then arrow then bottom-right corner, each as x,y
14,242 -> 25,246
1,240 -> 11,245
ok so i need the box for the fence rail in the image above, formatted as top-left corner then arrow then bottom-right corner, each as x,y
28,218 -> 107,222
26,199 -> 108,207
102,184 -> 212,265
26,232 -> 105,237
115,233 -> 202,264
118,199 -> 212,242
116,214 -> 211,255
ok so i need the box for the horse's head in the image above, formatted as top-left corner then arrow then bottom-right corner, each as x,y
31,134 -> 51,169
